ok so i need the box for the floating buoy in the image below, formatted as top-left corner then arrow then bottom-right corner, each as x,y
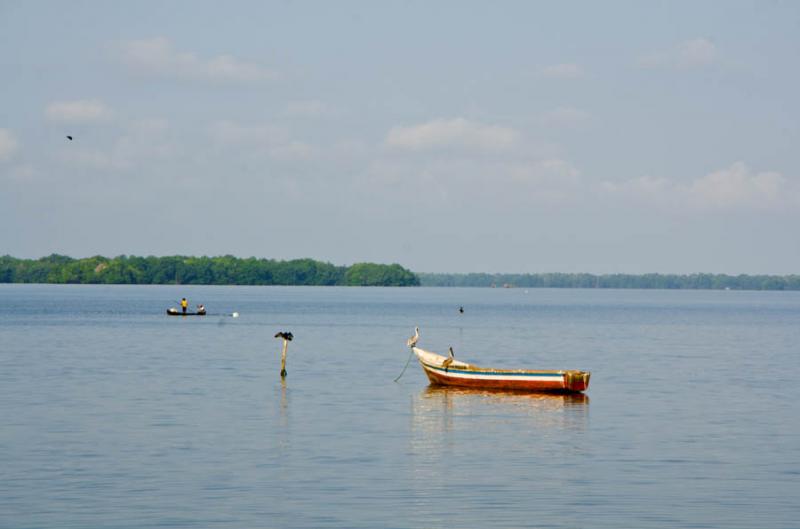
232,312 -> 239,318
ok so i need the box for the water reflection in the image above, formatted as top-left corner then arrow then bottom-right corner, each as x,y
409,385 -> 590,504
271,378 -> 291,456
420,385 -> 589,409
279,377 -> 288,421
411,386 -> 588,438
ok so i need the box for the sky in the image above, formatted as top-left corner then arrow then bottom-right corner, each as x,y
1,0 -> 799,274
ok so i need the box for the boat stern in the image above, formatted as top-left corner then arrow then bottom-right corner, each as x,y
564,370 -> 591,392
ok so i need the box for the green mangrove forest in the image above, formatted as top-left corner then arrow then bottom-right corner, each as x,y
0,255 -> 419,287
1,255 -> 798,290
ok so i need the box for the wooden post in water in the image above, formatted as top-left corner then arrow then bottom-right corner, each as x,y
274,331 -> 293,378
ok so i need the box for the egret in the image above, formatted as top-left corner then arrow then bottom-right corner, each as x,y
406,327 -> 420,348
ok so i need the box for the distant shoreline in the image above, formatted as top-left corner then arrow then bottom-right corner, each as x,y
1,255 -> 798,291
418,272 -> 800,291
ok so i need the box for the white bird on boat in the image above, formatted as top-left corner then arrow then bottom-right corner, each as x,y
406,327 -> 420,348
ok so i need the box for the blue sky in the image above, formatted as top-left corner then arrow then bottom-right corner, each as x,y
1,1 -> 798,273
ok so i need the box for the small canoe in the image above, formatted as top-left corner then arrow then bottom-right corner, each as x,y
166,308 -> 206,316
412,346 -> 590,393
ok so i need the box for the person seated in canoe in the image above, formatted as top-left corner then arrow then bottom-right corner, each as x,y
180,298 -> 188,314
196,304 -> 205,315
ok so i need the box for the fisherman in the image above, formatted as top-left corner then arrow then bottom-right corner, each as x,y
180,298 -> 188,314
196,304 -> 205,314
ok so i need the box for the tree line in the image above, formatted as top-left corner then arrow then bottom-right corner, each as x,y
418,272 -> 800,291
0,255 -> 420,287
2,255 -> 797,290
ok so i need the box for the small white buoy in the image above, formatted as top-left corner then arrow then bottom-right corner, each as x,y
232,312 -> 239,318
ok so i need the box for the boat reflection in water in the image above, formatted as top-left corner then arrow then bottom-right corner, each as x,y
411,385 -> 588,438
408,386 -> 589,516
423,384 -> 589,403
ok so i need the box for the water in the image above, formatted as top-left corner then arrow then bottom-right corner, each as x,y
1,284 -> 798,528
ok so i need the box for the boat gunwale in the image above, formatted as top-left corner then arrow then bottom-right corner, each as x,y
413,347 -> 585,377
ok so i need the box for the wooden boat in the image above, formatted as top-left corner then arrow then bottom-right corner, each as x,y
166,308 -> 206,316
407,329 -> 590,393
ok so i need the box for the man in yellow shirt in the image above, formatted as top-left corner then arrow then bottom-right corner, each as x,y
180,298 -> 188,314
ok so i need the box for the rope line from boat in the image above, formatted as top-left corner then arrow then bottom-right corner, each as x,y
394,347 -> 416,382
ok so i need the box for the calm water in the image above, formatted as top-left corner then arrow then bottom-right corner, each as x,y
1,285 -> 798,528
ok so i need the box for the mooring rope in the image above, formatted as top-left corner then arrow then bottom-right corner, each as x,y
393,348 -> 415,382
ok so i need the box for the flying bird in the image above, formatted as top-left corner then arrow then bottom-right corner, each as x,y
274,331 -> 293,341
406,327 -> 420,348
66,135 -> 73,141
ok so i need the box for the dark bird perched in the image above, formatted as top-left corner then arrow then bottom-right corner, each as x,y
459,306 -> 464,313
406,327 -> 420,348
66,135 -> 73,141
275,331 -> 293,378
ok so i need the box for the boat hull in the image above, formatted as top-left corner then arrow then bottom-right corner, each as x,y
166,309 -> 206,316
413,347 -> 590,393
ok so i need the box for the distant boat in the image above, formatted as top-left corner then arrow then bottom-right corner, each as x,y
408,329 -> 590,393
166,307 -> 206,316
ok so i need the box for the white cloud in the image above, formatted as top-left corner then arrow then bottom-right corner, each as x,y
285,100 -> 337,118
7,164 -> 36,181
602,163 -> 795,210
687,162 -> 785,208
209,121 -> 313,161
506,159 -> 582,201
120,37 -> 278,83
0,128 -> 20,161
639,38 -> 718,69
329,139 -> 368,160
128,117 -> 170,135
678,38 -> 717,68
602,175 -> 672,195
544,106 -> 590,127
385,118 -> 519,153
268,141 -> 315,161
540,63 -> 584,79
58,118 -> 175,172
60,149 -> 116,170
45,100 -> 113,122
369,114 -> 582,207
209,121 -> 288,145
366,156 -> 583,207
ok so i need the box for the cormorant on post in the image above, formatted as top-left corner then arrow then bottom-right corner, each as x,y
459,306 -> 464,313
275,331 -> 293,378
406,327 -> 420,348
66,135 -> 73,141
